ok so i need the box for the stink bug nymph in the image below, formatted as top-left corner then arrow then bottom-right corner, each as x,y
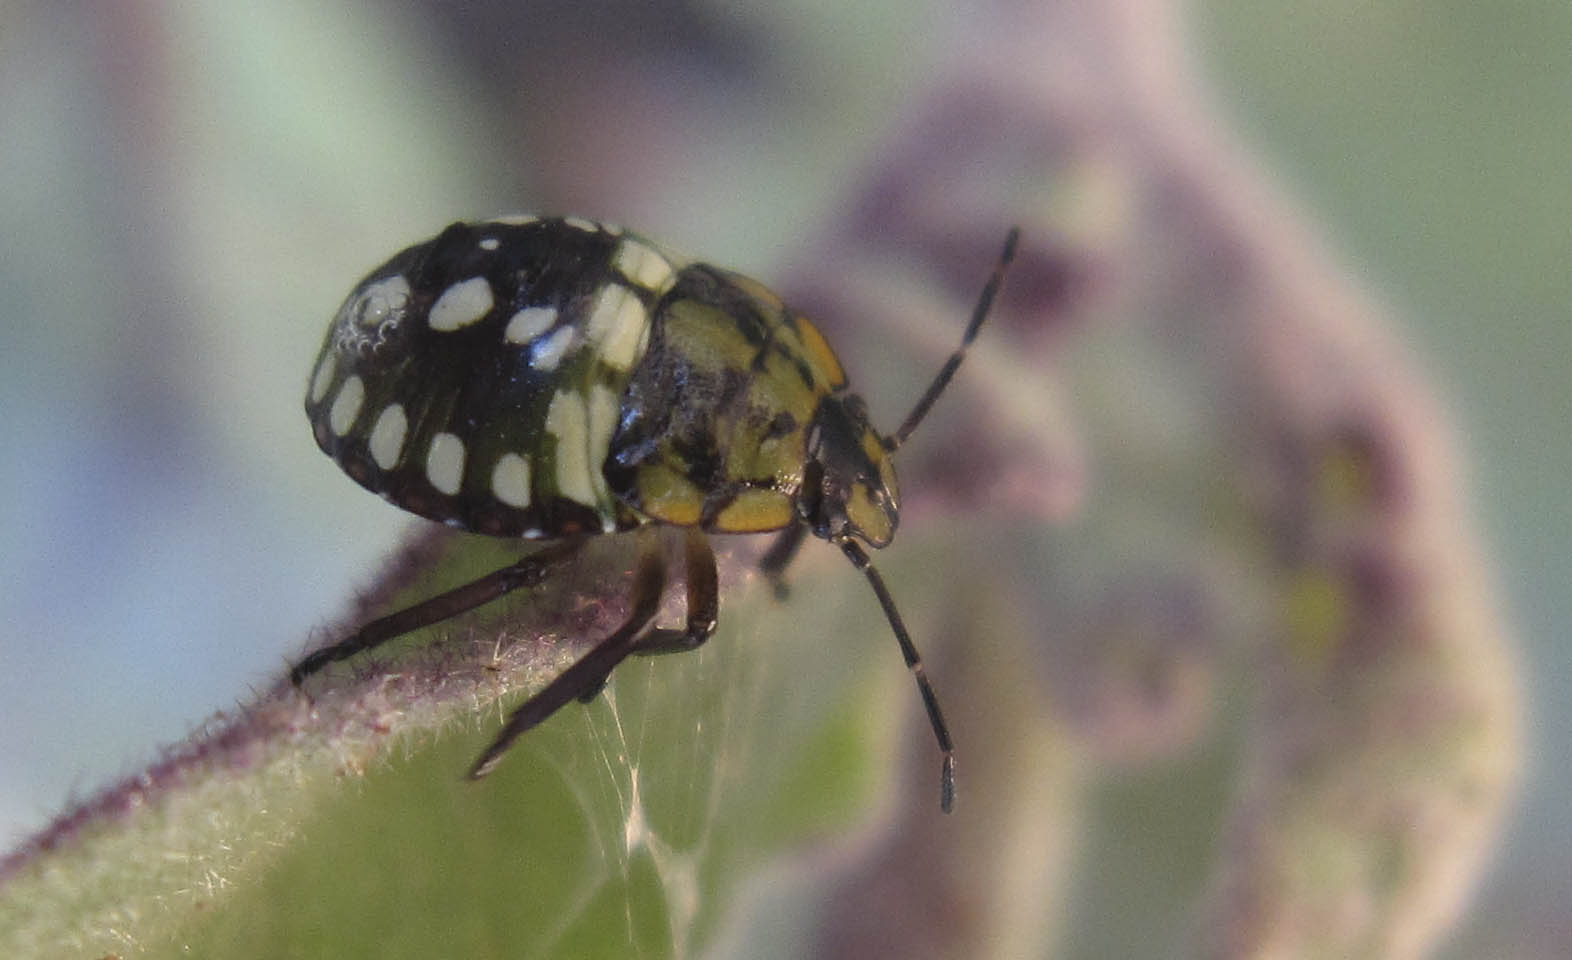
297,216 -> 1018,812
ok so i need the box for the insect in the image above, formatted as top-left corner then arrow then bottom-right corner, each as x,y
296,215 -> 1018,812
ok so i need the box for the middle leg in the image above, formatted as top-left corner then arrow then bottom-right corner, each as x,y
629,526 -> 719,657
467,533 -> 668,778
757,521 -> 807,599
572,526 -> 719,703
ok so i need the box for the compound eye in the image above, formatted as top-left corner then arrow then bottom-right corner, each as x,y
845,479 -> 896,547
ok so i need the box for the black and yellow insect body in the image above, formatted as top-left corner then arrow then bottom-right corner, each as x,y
299,215 -> 1018,812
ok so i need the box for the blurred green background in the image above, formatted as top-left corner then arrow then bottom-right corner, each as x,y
1197,2 -> 1569,954
0,1 -> 1564,956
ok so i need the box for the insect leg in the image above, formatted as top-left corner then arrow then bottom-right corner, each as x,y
757,521 -> 808,599
569,527 -> 717,706
837,537 -> 956,813
290,539 -> 587,687
629,527 -> 720,656
467,534 -> 668,779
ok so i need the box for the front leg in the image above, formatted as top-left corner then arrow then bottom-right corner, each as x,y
469,528 -> 720,777
757,521 -> 807,599
569,526 -> 717,705
629,526 -> 719,656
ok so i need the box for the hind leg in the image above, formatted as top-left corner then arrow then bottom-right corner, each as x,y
291,539 -> 586,688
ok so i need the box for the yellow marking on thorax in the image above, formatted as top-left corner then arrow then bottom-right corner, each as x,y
712,489 -> 794,533
792,316 -> 846,390
634,464 -> 706,527
725,272 -> 785,314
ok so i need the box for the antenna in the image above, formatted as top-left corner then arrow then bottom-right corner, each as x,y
886,227 -> 1020,452
850,227 -> 1020,812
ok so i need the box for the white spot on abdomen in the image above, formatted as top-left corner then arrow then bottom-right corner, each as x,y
584,283 -> 649,372
587,383 -> 620,509
487,214 -> 539,226
368,404 -> 408,470
504,306 -> 559,345
428,276 -> 494,331
530,325 -> 576,371
478,236 -> 500,251
309,353 -> 337,404
545,391 -> 596,507
426,432 -> 466,495
350,276 -> 411,328
491,452 -> 532,507
563,216 -> 598,232
613,238 -> 675,294
329,375 -> 365,436
334,275 -> 410,354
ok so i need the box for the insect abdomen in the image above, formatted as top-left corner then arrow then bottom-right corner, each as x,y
305,217 -> 681,537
